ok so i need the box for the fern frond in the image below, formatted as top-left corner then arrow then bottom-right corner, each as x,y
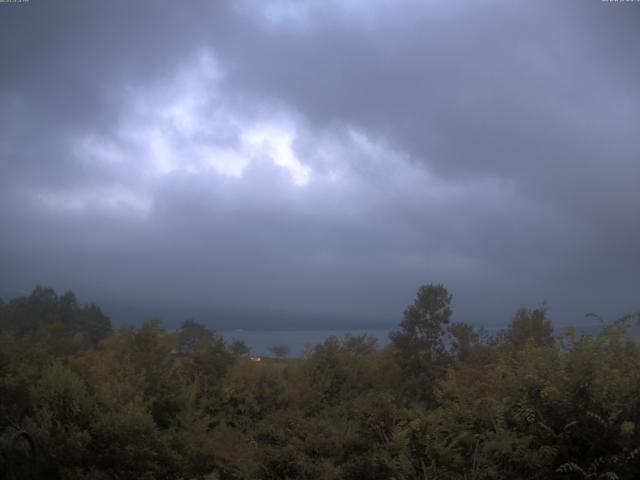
556,462 -> 587,478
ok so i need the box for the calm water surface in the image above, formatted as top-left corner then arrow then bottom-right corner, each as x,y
219,329 -> 392,356
219,323 -> 618,357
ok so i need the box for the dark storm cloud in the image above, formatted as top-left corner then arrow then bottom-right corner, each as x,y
1,0 -> 638,327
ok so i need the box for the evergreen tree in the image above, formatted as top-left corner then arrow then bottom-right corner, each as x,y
389,283 -> 453,404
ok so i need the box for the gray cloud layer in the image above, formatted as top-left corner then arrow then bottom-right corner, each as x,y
1,0 -> 638,327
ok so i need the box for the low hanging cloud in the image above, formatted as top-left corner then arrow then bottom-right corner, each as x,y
1,0 -> 638,327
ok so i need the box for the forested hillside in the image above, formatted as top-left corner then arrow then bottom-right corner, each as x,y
1,285 -> 639,479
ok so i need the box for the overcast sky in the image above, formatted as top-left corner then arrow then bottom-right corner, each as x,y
1,0 -> 638,328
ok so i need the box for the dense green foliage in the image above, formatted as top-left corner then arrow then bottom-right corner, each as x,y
1,285 -> 639,479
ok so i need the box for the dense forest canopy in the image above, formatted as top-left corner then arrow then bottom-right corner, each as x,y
1,285 -> 639,479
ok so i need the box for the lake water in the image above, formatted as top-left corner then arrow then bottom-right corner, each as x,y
219,322 -> 623,357
219,329 -> 392,356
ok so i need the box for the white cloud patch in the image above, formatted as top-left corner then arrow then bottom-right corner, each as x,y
242,125 -> 311,186
200,145 -> 249,178
72,50 -> 313,188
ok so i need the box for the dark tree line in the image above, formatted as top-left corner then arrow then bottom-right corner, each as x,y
1,285 -> 639,479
